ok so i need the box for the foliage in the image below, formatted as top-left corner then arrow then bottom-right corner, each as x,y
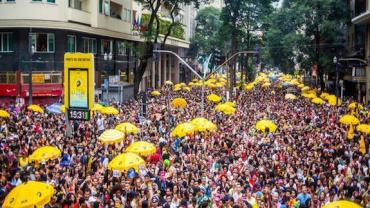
141,14 -> 185,40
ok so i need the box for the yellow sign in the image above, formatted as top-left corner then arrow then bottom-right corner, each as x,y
32,74 -> 45,84
64,53 -> 94,109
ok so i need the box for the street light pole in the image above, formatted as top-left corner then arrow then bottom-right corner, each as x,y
28,29 -> 35,105
333,56 -> 339,105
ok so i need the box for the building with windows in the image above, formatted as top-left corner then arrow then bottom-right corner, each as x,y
0,0 -> 190,104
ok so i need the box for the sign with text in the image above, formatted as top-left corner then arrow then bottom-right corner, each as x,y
32,74 -> 45,84
64,53 -> 94,120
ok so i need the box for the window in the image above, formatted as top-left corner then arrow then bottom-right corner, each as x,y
69,0 -> 81,10
82,37 -> 96,53
47,0 -> 55,3
99,0 -> 103,13
32,0 -> 42,1
101,40 -> 113,55
117,41 -> 126,56
31,33 -> 55,52
0,72 -> 16,84
67,35 -> 76,52
6,0 -> 15,2
123,8 -> 131,22
0,33 -> 13,52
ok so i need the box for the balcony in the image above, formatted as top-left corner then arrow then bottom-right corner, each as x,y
66,8 -> 91,25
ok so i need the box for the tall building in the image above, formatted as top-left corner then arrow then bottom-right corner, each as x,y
347,0 -> 369,103
0,0 -> 190,104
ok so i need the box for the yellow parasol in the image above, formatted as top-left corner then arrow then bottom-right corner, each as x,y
327,95 -> 342,106
151,90 -> 161,96
301,93 -> 317,99
207,94 -> 222,103
297,84 -> 305,88
92,103 -> 104,111
101,106 -> 119,115
27,104 -> 44,113
262,82 -> 271,88
3,181 -> 54,208
0,109 -> 10,118
224,101 -> 236,107
191,117 -> 217,132
183,86 -> 191,92
165,80 -> 173,85
285,94 -> 297,100
125,141 -> 156,156
244,83 -> 255,90
108,153 -> 145,172
322,200 -> 362,208
29,146 -> 61,163
339,114 -> 360,126
98,129 -> 125,144
320,92 -> 330,100
115,122 -> 139,134
215,103 -> 236,115
357,124 -> 370,134
348,102 -> 364,110
311,97 -> 325,105
301,86 -> 310,92
171,98 -> 187,108
171,122 -> 196,138
255,119 -> 277,133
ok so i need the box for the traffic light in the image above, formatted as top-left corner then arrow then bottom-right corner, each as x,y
212,48 -> 222,66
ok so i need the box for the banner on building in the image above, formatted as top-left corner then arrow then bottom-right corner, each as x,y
64,53 -> 94,120
32,74 -> 45,84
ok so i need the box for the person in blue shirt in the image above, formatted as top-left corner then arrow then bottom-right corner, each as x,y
296,186 -> 311,208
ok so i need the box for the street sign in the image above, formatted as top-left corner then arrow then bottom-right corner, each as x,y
64,53 -> 95,121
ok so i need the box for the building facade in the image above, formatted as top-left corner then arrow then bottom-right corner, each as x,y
0,0 -> 190,104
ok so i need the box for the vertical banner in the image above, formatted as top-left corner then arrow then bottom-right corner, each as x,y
64,53 -> 94,121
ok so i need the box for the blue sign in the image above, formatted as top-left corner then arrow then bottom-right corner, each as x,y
104,79 -> 108,90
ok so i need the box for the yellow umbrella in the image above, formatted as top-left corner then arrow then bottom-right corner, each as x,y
301,86 -> 310,92
101,106 -> 119,115
3,181 -> 54,208
285,94 -> 297,100
191,117 -> 217,132
29,146 -> 61,163
0,109 -> 10,118
255,119 -> 277,133
244,83 -> 254,90
327,95 -> 342,106
92,103 -> 104,111
173,86 -> 181,91
301,93 -> 317,99
357,124 -> 370,134
348,102 -> 364,110
98,129 -> 125,144
151,90 -> 161,96
224,101 -> 236,107
108,153 -> 145,172
311,97 -> 325,105
60,105 -> 65,113
339,115 -> 360,126
27,104 -> 44,113
115,122 -> 139,134
183,86 -> 191,92
207,83 -> 217,89
207,94 -> 222,103
322,200 -> 362,208
215,103 -> 236,115
165,80 -> 173,85
171,122 -> 196,138
171,98 -> 187,108
262,83 -> 271,88
297,84 -> 305,88
126,141 -> 156,156
320,92 -> 330,100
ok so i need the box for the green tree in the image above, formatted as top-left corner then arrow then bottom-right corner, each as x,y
189,6 -> 223,58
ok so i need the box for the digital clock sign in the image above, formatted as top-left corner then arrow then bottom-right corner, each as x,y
68,109 -> 90,121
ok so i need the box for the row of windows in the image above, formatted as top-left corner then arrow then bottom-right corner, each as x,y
0,0 -> 55,3
0,32 -> 135,56
0,72 -> 62,84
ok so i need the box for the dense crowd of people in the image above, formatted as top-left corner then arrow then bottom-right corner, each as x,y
0,78 -> 369,208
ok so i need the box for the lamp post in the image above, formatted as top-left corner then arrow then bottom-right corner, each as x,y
28,32 -> 35,105
104,52 -> 112,103
333,56 -> 339,105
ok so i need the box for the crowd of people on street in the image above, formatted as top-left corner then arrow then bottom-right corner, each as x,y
0,75 -> 369,208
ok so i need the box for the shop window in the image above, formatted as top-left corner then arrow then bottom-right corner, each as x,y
0,72 -> 16,84
0,33 -> 13,52
101,39 -> 113,55
31,33 -> 55,53
67,35 -> 76,52
82,37 -> 96,54
117,41 -> 126,56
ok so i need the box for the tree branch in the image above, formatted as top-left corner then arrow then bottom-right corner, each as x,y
162,4 -> 179,48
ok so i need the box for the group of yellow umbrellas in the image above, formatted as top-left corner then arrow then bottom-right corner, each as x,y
98,122 -> 140,144
171,117 -> 217,138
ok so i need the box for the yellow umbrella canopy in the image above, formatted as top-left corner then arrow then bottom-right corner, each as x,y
151,90 -> 161,96
3,181 -> 54,208
327,95 -> 342,106
320,92 -> 330,100
108,153 -> 145,172
357,124 -> 370,134
115,122 -> 139,134
171,97 -> 187,108
0,109 -> 10,118
322,200 -> 362,208
311,97 -> 325,105
27,104 -> 44,113
262,82 -> 271,88
301,93 -> 317,99
191,117 -> 217,132
348,102 -> 364,110
255,119 -> 277,133
207,94 -> 222,103
224,101 -> 236,107
165,80 -> 173,85
244,83 -> 255,90
183,86 -> 191,91
171,122 -> 196,138
173,86 -> 181,91
297,84 -> 305,88
29,146 -> 61,163
101,106 -> 119,115
98,129 -> 125,144
339,114 -> 360,126
92,103 -> 104,111
125,141 -> 156,156
215,103 -> 236,115
285,94 -> 297,100
301,86 -> 310,92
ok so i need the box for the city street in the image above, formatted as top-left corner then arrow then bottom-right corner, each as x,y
0,73 -> 368,207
